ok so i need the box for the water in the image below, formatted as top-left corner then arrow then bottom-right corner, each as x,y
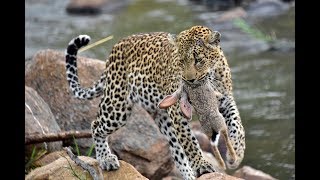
227,7 -> 295,179
25,0 -> 295,179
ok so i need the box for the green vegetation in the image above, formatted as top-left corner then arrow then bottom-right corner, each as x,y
233,18 -> 276,42
72,135 -> 95,157
63,155 -> 88,180
64,137 -> 96,180
25,145 -> 47,174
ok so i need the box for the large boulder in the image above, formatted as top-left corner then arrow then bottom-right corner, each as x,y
25,86 -> 62,153
26,156 -> 148,180
66,0 -> 109,15
233,166 -> 278,180
25,49 -> 105,151
197,172 -> 244,180
109,105 -> 174,180
164,151 -> 225,180
25,49 -> 175,178
33,150 -> 68,167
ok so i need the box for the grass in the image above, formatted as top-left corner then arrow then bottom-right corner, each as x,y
72,135 -> 95,157
233,17 -> 276,43
64,137 -> 96,180
63,155 -> 88,180
86,143 -> 95,157
25,145 -> 47,174
25,137 -> 95,175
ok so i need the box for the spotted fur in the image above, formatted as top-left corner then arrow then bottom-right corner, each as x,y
65,26 -> 245,179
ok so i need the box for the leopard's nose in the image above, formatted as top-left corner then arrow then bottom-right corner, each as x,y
187,79 -> 196,83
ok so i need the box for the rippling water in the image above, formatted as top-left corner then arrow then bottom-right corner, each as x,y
26,0 -> 295,179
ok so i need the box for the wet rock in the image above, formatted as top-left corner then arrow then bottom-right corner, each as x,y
26,156 -> 148,180
233,166 -> 278,180
216,7 -> 247,22
191,0 -> 243,11
220,30 -> 270,55
66,0 -> 109,15
109,105 -> 174,180
25,49 -> 105,152
25,86 -> 62,153
246,0 -> 290,18
197,172 -> 244,180
268,39 -> 295,52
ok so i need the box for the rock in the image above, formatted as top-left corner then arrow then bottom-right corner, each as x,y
197,172 -> 244,180
25,50 -> 174,178
162,176 -> 182,180
33,150 -> 67,167
202,0 -> 241,11
25,49 -> 105,152
233,166 -> 278,180
216,7 -> 247,22
268,39 -> 295,52
109,105 -> 174,180
66,0 -> 109,15
25,86 -> 62,153
26,156 -> 148,180
202,151 -> 225,173
163,151 -> 224,180
193,130 -> 211,153
246,0 -> 290,18
164,166 -> 183,180
191,121 -> 227,160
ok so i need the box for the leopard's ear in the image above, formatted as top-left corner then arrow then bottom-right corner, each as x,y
158,95 -> 179,109
180,93 -> 192,120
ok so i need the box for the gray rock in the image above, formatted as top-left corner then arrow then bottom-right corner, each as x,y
197,172 -> 244,180
109,105 -> 174,180
66,0 -> 108,15
233,165 -> 278,180
25,86 -> 62,152
25,49 -> 105,152
26,157 -> 148,180
246,0 -> 290,18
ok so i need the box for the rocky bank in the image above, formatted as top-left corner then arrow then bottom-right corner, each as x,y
25,49 -> 278,180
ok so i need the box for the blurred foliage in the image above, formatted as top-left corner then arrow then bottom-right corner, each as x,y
233,18 -> 276,42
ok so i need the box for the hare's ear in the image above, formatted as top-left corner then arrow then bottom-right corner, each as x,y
180,93 -> 192,120
158,95 -> 179,109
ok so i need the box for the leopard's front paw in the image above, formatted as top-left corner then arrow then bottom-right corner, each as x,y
98,154 -> 120,171
195,161 -> 216,177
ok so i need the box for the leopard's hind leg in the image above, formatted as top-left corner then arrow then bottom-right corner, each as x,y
90,42 -> 133,171
91,83 -> 133,170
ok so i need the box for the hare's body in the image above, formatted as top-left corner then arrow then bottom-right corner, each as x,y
159,80 -> 237,170
183,81 -> 237,170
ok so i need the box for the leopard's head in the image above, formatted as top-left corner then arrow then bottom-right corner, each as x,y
176,26 -> 222,83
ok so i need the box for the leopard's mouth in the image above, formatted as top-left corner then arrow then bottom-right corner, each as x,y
182,73 -> 208,86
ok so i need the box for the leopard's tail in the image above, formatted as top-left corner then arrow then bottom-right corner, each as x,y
65,35 -> 106,100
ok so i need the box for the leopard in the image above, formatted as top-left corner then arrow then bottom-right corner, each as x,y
65,25 -> 245,179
